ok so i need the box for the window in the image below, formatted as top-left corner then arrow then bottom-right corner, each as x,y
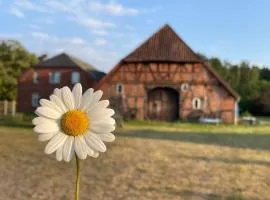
192,97 -> 202,110
71,71 -> 80,84
116,83 -> 124,94
33,71 -> 39,84
49,72 -> 61,84
32,93 -> 40,107
181,83 -> 189,92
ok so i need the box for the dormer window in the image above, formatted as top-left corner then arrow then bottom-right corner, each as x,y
192,97 -> 202,110
71,71 -> 80,84
33,71 -> 39,84
116,83 -> 124,94
49,72 -> 61,84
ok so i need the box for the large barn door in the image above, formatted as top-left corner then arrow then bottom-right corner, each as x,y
147,88 -> 179,121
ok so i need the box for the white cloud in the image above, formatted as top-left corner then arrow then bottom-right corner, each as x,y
73,16 -> 115,29
9,7 -> 24,18
31,31 -> 86,45
35,17 -> 55,24
0,33 -> 23,39
31,31 -> 50,40
89,1 -> 139,16
43,1 -> 115,29
95,38 -> 108,46
13,0 -> 51,13
125,24 -> 136,30
43,1 -> 69,12
142,6 -> 162,14
25,24 -> 41,29
91,30 -> 108,36
69,37 -> 86,45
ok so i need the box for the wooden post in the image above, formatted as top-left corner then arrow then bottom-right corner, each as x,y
4,100 -> 8,115
11,100 -> 16,116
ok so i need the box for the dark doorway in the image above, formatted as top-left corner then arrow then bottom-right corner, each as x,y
147,87 -> 179,121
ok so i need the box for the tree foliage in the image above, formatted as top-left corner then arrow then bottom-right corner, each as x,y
0,40 -> 38,100
198,53 -> 270,115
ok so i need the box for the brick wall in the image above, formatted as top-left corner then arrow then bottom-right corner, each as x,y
17,66 -> 97,113
98,62 -> 238,124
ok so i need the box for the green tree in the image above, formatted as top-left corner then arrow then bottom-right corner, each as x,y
0,40 -> 38,100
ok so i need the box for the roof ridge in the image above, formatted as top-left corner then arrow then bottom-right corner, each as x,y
122,23 -> 201,62
122,24 -> 169,61
36,52 -> 96,71
166,25 -> 202,62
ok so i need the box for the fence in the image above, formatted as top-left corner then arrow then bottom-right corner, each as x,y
0,100 -> 16,116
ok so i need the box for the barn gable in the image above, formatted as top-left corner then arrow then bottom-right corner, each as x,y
123,24 -> 200,62
98,24 -> 239,123
98,24 -> 239,100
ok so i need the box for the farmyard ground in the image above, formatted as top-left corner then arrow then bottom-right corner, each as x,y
1,120 -> 270,200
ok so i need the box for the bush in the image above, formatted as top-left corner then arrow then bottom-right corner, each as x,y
241,111 -> 252,117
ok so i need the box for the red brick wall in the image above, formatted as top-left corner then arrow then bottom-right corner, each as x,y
98,62 -> 238,124
17,66 -> 97,113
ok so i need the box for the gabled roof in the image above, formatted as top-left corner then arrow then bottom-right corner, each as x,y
97,24 -> 240,100
123,24 -> 201,62
35,53 -> 106,81
36,53 -> 96,72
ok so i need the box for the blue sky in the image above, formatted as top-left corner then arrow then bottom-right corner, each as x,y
0,0 -> 269,72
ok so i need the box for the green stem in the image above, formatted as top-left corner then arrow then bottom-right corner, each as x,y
75,155 -> 80,200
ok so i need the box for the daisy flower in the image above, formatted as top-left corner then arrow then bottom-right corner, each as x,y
32,83 -> 116,162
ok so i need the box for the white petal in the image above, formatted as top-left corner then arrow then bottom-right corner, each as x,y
92,90 -> 103,103
74,136 -> 87,160
80,88 -> 94,111
32,117 -> 55,125
34,123 -> 60,134
53,88 -> 62,98
98,133 -> 115,142
72,83 -> 82,108
39,99 -> 62,113
39,99 -> 50,107
63,136 -> 75,162
86,90 -> 103,111
50,94 -> 67,113
62,86 -> 75,110
91,117 -> 116,126
90,123 -> 115,134
56,144 -> 64,161
45,132 -> 68,154
88,100 -> 109,112
84,132 -> 106,152
38,132 -> 57,141
88,108 -> 115,122
35,107 -> 62,119
92,152 -> 99,158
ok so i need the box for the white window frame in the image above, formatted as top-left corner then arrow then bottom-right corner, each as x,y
181,83 -> 189,92
116,83 -> 124,94
33,71 -> 39,84
71,71 -> 80,84
32,93 -> 40,107
49,71 -> 61,84
192,97 -> 202,110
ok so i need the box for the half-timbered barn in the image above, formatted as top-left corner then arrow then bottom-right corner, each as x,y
98,24 -> 240,124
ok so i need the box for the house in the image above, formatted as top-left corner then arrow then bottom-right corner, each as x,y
17,53 -> 105,113
97,24 -> 240,124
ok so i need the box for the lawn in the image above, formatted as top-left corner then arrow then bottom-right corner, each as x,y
1,120 -> 270,199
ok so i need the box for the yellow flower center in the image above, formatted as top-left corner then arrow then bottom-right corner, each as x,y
61,109 -> 89,136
